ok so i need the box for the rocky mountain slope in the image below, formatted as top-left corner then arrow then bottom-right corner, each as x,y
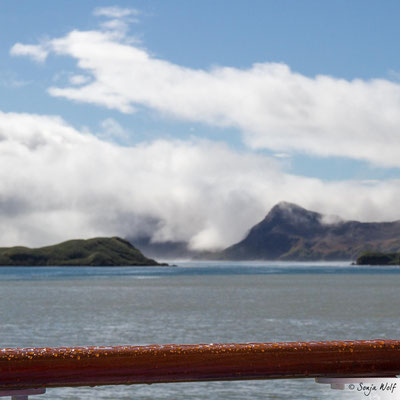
221,202 -> 400,261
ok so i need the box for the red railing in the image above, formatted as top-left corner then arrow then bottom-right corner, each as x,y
1,340 -> 399,391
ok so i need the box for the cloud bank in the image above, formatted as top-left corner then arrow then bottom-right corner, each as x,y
1,110 -> 400,249
11,25 -> 400,167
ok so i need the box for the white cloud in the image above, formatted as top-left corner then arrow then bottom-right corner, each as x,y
99,19 -> 130,35
93,6 -> 139,36
69,74 -> 90,85
10,43 -> 49,63
273,153 -> 291,159
11,28 -> 399,167
0,109 -> 280,249
93,6 -> 139,18
98,117 -> 129,141
1,109 -> 400,250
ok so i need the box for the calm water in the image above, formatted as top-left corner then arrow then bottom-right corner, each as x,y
1,261 -> 399,399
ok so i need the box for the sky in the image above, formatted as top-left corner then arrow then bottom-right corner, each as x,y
1,0 -> 400,249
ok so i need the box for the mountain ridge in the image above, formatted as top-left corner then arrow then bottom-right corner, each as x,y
221,202 -> 400,261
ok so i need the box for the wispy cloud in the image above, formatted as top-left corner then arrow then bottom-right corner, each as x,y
93,6 -> 140,35
0,70 -> 31,88
10,43 -> 49,63
69,74 -> 91,85
98,117 -> 129,142
93,6 -> 139,19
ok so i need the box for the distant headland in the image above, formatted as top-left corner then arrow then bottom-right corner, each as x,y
356,251 -> 400,266
0,237 -> 167,266
129,202 -> 400,262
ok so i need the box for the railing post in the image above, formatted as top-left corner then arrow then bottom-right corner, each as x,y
0,389 -> 46,400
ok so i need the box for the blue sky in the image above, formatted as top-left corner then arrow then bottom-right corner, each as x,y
2,0 -> 400,179
1,1 -> 400,248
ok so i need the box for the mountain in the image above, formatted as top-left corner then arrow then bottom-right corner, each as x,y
0,237 -> 165,266
221,202 -> 400,261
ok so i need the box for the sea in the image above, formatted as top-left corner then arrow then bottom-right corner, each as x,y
1,261 -> 400,399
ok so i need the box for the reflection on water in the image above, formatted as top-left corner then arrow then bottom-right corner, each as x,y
0,262 -> 397,399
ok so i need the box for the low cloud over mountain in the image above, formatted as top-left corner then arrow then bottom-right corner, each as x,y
2,110 -> 400,250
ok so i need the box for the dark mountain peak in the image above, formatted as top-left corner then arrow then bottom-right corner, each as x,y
222,202 -> 400,261
263,202 -> 322,230
269,201 -> 316,216
274,201 -> 304,210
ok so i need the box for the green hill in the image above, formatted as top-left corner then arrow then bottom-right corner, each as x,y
0,237 -> 165,266
356,251 -> 400,265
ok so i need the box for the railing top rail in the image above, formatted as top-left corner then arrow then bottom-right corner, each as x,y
1,339 -> 399,390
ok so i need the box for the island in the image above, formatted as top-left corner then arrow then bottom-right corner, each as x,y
356,251 -> 400,266
0,237 -> 167,266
